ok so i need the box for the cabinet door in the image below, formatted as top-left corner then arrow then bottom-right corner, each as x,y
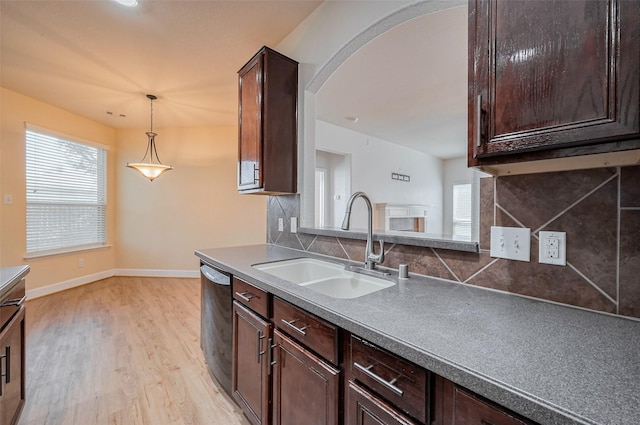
346,381 -> 419,425
469,0 -> 640,163
238,53 -> 263,191
272,329 -> 339,425
0,307 -> 25,425
232,301 -> 271,425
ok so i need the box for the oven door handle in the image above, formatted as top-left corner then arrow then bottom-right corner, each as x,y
1,296 -> 26,307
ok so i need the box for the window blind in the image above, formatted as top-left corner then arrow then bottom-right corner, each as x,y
452,183 -> 472,240
25,129 -> 107,256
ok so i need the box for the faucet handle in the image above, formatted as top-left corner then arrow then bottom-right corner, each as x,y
368,240 -> 385,264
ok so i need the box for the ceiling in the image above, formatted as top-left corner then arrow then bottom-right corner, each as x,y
1,1 -> 468,160
0,0 -> 322,129
315,5 -> 468,159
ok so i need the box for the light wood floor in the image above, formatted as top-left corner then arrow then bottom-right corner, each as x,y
19,276 -> 250,425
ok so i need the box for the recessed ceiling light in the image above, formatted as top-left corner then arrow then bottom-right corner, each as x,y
113,0 -> 139,7
345,116 -> 359,123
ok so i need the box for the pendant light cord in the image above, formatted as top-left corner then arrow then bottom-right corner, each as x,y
149,96 -> 154,133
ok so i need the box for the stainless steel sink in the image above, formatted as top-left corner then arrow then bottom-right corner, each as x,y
252,258 -> 394,299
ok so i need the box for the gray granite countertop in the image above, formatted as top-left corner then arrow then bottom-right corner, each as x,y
195,244 -> 640,425
0,265 -> 29,299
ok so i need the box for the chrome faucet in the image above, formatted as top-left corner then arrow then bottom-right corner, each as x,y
341,191 -> 385,271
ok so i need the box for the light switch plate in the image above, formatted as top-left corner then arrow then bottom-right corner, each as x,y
278,218 -> 284,232
539,231 -> 566,266
490,226 -> 531,262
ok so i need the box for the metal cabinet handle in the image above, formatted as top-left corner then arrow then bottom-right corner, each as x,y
353,361 -> 404,396
235,291 -> 254,303
1,296 -> 25,307
281,319 -> 307,336
476,94 -> 482,148
0,346 -> 9,396
267,337 -> 276,375
256,331 -> 266,363
253,164 -> 260,183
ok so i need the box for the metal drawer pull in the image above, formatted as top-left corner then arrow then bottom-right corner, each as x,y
235,291 -> 254,302
281,319 -> 307,336
1,296 -> 25,307
353,362 -> 404,396
0,346 -> 9,396
476,94 -> 482,148
256,332 -> 265,363
267,337 -> 276,375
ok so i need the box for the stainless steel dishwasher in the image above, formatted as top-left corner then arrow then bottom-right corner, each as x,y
200,263 -> 232,396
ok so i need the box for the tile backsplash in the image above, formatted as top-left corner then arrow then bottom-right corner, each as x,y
267,165 -> 640,320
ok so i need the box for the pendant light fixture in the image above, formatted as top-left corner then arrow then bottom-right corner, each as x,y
127,94 -> 173,181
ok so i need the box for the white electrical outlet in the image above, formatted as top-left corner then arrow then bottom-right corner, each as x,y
278,218 -> 284,232
490,226 -> 531,262
290,217 -> 297,233
78,258 -> 85,268
3,194 -> 13,205
539,231 -> 566,266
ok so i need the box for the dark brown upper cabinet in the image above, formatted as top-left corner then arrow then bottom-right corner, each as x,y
468,0 -> 640,172
238,46 -> 298,194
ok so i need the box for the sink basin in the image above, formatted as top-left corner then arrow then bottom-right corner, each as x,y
252,258 -> 345,284
252,258 -> 395,299
300,275 -> 394,299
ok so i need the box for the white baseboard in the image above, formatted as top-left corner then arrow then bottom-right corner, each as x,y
114,269 -> 199,278
27,269 -> 116,300
26,269 -> 200,300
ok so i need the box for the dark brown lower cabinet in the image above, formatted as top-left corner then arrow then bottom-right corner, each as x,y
346,380 -> 419,425
0,307 -> 25,425
228,280 -> 539,425
435,376 -> 532,425
232,301 -> 272,425
272,329 -> 339,425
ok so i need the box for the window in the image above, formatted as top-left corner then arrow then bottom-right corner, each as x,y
25,126 -> 107,256
452,183 -> 472,240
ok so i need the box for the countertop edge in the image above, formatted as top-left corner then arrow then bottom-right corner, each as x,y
0,265 -> 30,299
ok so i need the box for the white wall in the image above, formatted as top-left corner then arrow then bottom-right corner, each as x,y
275,0 -> 465,231
0,88 -> 267,293
442,156 -> 473,236
0,88 -> 117,290
116,126 -> 266,272
315,149 -> 350,228
316,120 -> 443,233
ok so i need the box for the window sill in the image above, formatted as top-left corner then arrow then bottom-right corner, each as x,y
25,244 -> 112,260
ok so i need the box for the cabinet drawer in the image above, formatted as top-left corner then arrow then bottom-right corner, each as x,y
443,378 -> 532,425
273,297 -> 339,364
233,277 -> 269,318
346,380 -> 420,425
349,335 -> 428,423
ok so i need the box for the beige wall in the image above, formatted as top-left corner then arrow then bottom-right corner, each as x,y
0,88 -> 117,290
116,126 -> 266,272
1,88 -> 267,291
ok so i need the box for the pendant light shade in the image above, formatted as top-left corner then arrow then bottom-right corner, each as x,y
127,94 -> 173,182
